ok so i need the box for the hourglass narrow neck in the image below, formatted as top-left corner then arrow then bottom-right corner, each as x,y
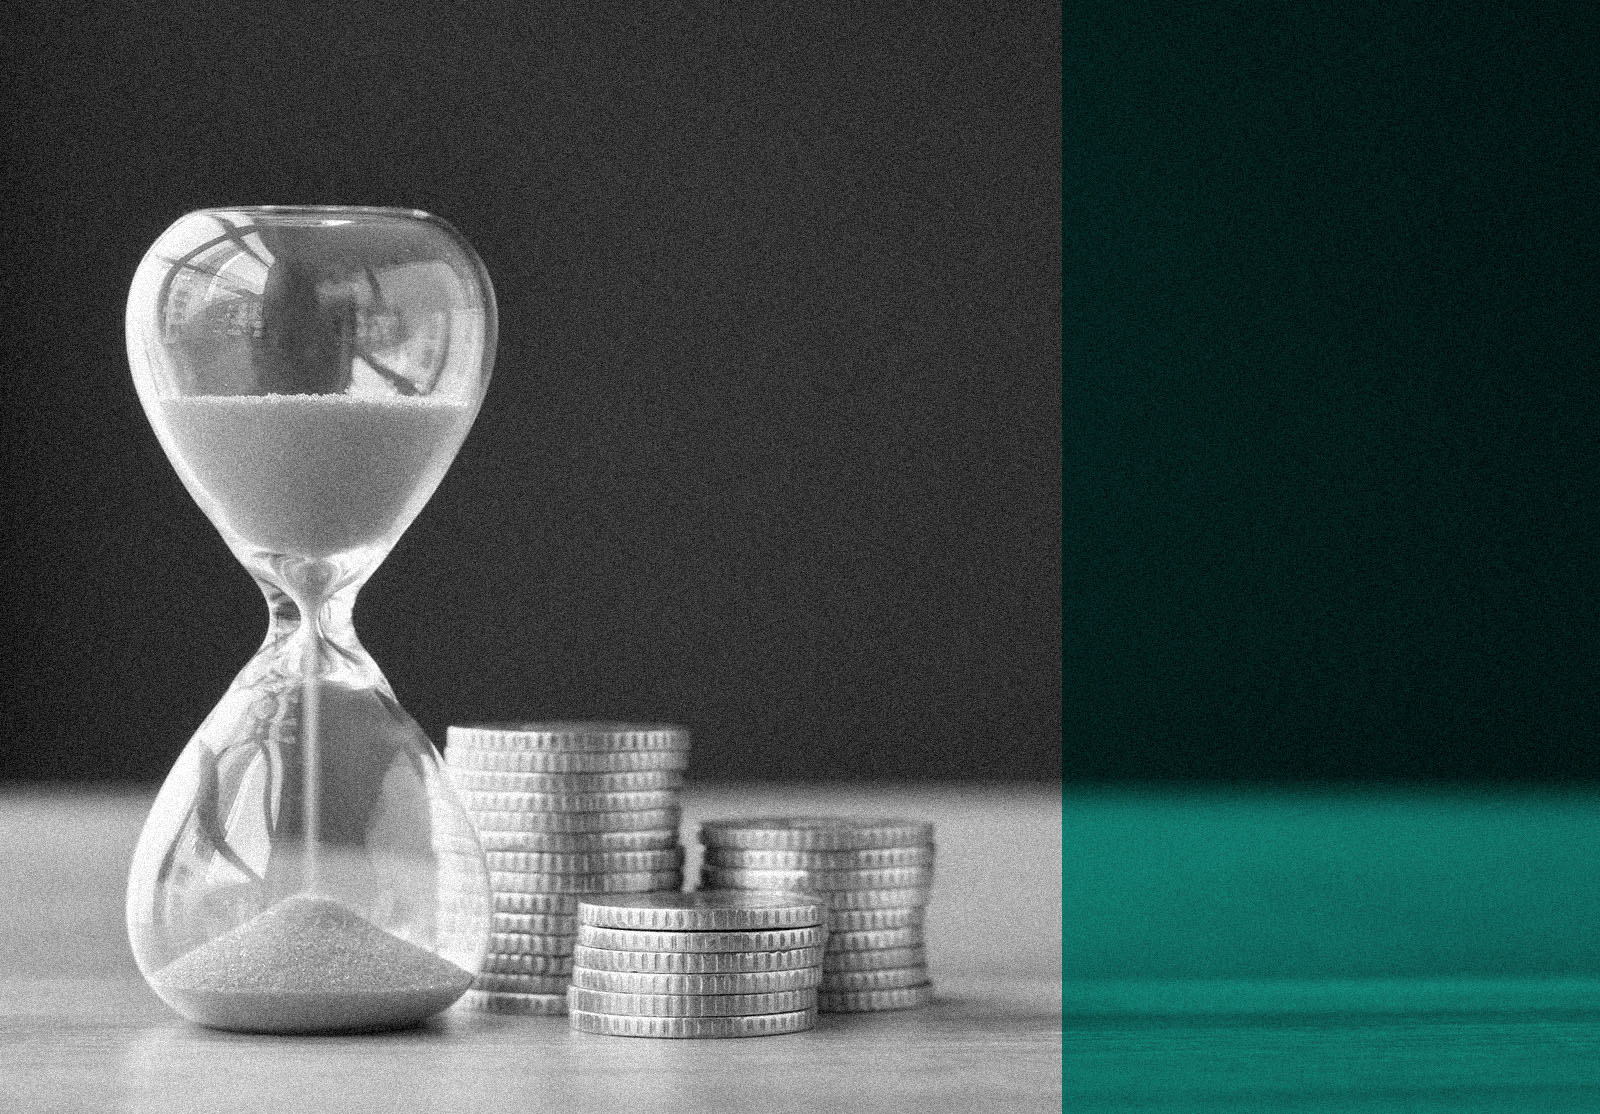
254,570 -> 384,693
261,579 -> 354,637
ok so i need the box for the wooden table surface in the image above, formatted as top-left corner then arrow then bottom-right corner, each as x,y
0,783 -> 1062,1114
9,784 -> 1600,1112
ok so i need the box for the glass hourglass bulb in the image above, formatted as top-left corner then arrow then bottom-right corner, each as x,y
124,207 -> 496,1033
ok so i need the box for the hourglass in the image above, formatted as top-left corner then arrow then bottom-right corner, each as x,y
124,207 -> 495,1033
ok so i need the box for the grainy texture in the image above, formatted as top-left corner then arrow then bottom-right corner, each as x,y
148,894 -> 472,1033
151,394 -> 474,559
152,896 -> 469,995
447,724 -> 691,752
0,785 -> 1060,1113
13,786 -> 1600,1110
566,1005 -> 818,1039
577,892 -> 826,932
573,925 -> 829,954
5,1 -> 1062,787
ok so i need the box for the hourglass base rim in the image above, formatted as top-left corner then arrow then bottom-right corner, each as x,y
149,981 -> 472,1034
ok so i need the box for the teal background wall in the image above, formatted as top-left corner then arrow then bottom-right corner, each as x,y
1070,4 -> 1599,779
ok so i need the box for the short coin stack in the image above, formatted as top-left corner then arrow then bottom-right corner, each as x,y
445,722 -> 691,1015
698,817 -> 935,1012
567,892 -> 827,1037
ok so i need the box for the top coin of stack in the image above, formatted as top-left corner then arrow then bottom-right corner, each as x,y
698,817 -> 935,1013
445,722 -> 691,1016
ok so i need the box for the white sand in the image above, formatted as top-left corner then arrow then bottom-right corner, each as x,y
152,893 -> 473,1033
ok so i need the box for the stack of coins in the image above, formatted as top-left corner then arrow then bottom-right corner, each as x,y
444,722 -> 691,1015
697,817 -> 935,1012
566,892 -> 826,1037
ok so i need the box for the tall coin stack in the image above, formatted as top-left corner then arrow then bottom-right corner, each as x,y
567,893 -> 826,1038
444,722 -> 691,1015
698,817 -> 936,1012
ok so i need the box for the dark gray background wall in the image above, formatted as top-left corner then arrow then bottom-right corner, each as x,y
1,2 -> 1061,783
22,3 -> 1591,788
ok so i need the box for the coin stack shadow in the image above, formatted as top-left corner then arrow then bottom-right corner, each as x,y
566,893 -> 827,1037
697,818 -> 936,1012
444,722 -> 691,1016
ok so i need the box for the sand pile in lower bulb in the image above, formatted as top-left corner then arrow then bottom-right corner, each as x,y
151,893 -> 473,1033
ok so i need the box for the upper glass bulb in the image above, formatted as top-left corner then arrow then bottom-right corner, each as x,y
126,205 -> 496,568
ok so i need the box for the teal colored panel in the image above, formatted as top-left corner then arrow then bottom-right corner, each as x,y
1062,790 -> 1600,978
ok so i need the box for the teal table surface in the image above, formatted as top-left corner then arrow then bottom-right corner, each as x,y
6,783 -> 1600,1112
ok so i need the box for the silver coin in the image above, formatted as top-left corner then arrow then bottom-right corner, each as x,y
488,891 -> 581,915
702,845 -> 936,870
567,1007 -> 815,1039
702,880 -> 933,910
820,946 -> 926,972
817,966 -> 929,992
569,966 -> 823,996
448,749 -> 692,773
442,890 -> 581,916
448,722 -> 690,752
566,986 -> 816,1018
820,886 -> 933,911
467,807 -> 681,833
460,788 -> 682,814
472,971 -> 574,994
699,865 -> 934,891
571,944 -> 825,974
479,959 -> 573,981
490,869 -> 683,894
826,925 -> 924,951
458,989 -> 569,1014
816,983 -> 934,1013
482,950 -> 578,974
699,817 -> 934,851
485,848 -> 685,874
575,924 -> 828,954
578,892 -> 825,932
486,912 -> 578,934
449,768 -> 685,792
486,932 -> 578,957
477,828 -> 681,853
827,906 -> 926,932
